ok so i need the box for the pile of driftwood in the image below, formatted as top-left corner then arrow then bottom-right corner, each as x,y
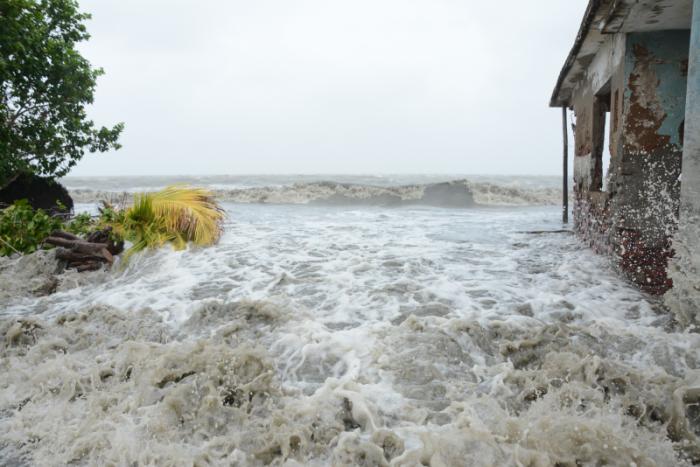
44,228 -> 124,272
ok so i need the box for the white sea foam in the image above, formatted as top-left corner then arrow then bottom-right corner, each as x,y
1,191 -> 698,465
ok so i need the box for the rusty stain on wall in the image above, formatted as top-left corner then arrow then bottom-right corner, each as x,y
569,30 -> 689,294
624,44 -> 671,153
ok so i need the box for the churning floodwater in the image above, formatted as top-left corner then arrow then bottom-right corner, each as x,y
1,175 -> 699,466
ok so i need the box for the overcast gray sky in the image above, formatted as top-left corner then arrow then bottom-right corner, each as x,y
73,0 -> 588,176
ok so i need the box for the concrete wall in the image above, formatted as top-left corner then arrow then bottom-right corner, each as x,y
667,0 -> 700,326
612,30 -> 689,293
572,35 -> 624,257
573,34 -> 625,194
572,30 -> 689,294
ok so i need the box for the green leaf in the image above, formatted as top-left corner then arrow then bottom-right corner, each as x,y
0,0 -> 123,184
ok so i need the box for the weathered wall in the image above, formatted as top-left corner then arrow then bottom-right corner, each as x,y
572,30 -> 689,294
573,86 -> 597,190
572,34 -> 624,261
667,0 -> 700,326
611,30 -> 689,293
573,34 -> 625,194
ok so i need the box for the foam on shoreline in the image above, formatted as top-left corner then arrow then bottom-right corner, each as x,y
1,302 -> 697,465
1,202 -> 697,465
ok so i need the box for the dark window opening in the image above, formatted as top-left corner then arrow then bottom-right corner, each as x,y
593,88 -> 612,193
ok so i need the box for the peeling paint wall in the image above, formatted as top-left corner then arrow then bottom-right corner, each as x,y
667,0 -> 700,325
572,29 -> 689,295
572,35 -> 622,260
573,86 -> 596,191
612,30 -> 689,293
573,35 -> 625,193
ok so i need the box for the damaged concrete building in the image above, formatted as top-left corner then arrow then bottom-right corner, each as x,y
551,0 -> 700,324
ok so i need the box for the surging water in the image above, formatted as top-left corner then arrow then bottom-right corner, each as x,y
1,176 -> 699,466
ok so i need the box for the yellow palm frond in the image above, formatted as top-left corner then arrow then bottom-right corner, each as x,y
144,185 -> 225,246
107,185 -> 225,262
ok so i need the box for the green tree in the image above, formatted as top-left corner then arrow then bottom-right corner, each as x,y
0,0 -> 123,186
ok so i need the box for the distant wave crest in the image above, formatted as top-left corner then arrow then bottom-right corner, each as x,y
69,179 -> 561,207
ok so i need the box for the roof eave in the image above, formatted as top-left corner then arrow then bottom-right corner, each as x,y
549,0 -> 603,108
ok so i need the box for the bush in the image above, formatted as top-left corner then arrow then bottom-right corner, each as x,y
0,201 -> 104,256
0,200 -> 64,255
65,212 -> 95,237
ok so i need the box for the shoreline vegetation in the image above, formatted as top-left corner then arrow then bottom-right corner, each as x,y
0,185 -> 225,273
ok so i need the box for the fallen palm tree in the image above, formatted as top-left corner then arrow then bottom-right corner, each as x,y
35,185 -> 225,271
112,185 -> 225,262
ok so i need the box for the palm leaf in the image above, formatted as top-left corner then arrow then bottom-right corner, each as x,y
146,185 -> 225,246
108,185 -> 225,262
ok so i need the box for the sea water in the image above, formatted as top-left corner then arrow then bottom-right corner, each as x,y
0,175 -> 699,466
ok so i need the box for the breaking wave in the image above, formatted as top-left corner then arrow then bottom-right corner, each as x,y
69,179 -> 561,207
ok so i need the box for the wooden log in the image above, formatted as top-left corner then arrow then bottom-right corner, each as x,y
55,248 -> 95,262
86,228 -> 110,244
45,237 -> 108,254
76,262 -> 102,272
55,247 -> 112,264
100,248 -> 114,264
51,230 -> 81,241
45,236 -> 107,250
48,239 -> 114,264
86,227 -> 124,256
521,230 -> 573,235
45,228 -> 121,272
107,240 -> 125,256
